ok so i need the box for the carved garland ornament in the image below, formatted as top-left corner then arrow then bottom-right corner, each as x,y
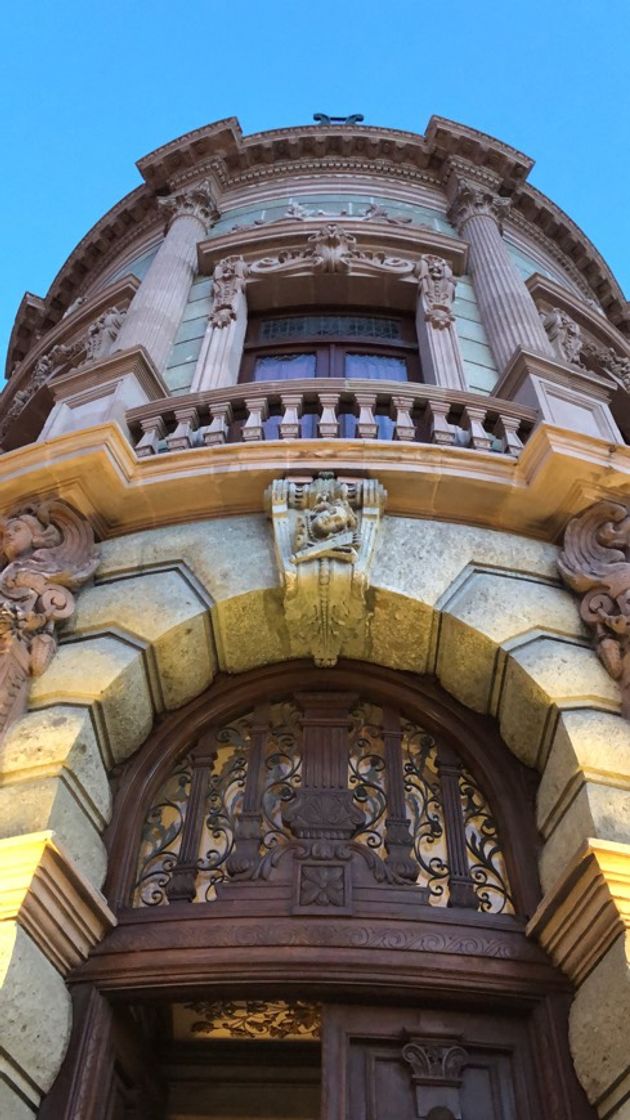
266,472 -> 386,667
0,500 -> 99,737
208,228 -> 458,331
558,500 -> 630,717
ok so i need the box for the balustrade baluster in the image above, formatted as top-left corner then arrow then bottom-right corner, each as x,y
355,392 -> 378,439
165,406 -> 199,452
495,413 -> 524,456
201,400 -> 233,446
463,404 -> 493,451
392,395 -> 416,441
279,392 -> 303,439
426,399 -> 456,445
135,415 -> 166,458
318,391 -> 340,438
242,395 -> 268,441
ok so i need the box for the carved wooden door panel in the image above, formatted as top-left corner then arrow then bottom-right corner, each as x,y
322,1004 -> 544,1120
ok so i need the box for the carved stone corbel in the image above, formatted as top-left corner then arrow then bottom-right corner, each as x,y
209,256 -> 249,327
541,307 -> 584,366
415,254 -> 467,390
0,500 -> 99,737
82,306 -> 126,363
558,500 -> 630,717
266,472 -> 386,667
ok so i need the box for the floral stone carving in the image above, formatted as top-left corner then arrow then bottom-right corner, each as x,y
266,472 -> 386,667
0,500 -> 99,737
542,307 -> 584,366
558,500 -> 630,717
209,256 -> 249,327
82,306 -> 126,363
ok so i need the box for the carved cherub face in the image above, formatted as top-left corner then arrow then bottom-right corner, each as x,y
310,497 -> 356,539
1,517 -> 35,561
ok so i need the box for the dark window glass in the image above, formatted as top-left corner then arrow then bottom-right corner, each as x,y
253,353 -> 317,381
260,315 -> 402,342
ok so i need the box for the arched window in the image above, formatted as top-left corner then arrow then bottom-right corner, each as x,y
130,691 -> 513,917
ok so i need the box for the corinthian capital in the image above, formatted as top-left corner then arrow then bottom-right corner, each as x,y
158,180 -> 219,230
448,178 -> 511,234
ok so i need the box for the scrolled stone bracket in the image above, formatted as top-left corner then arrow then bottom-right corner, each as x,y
266,472 -> 386,667
558,499 -> 630,718
0,499 -> 99,739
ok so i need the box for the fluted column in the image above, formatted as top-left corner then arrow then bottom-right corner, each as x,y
113,181 -> 216,374
448,179 -> 553,372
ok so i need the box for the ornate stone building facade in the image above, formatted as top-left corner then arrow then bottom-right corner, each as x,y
0,115 -> 629,1119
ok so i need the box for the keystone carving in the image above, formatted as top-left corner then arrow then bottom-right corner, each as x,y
0,500 -> 99,737
266,472 -> 386,667
417,254 -> 457,329
542,307 -> 584,366
210,256 -> 249,327
448,178 -> 511,234
558,500 -> 630,717
158,179 -> 218,229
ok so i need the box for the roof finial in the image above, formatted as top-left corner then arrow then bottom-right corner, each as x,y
313,113 -> 365,126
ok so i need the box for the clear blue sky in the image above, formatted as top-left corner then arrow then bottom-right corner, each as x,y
2,0 -> 629,373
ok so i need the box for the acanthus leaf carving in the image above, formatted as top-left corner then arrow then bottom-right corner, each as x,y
402,1037 -> 469,1120
0,499 -> 99,737
448,177 -> 511,234
417,254 -> 457,329
158,179 -> 219,230
266,472 -> 386,668
82,306 -> 126,363
248,224 -> 417,281
558,499 -> 630,717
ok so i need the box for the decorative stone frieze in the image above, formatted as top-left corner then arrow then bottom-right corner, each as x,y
157,178 -> 218,229
558,500 -> 630,717
266,472 -> 386,667
542,307 -> 584,366
230,200 -> 417,231
0,499 -> 99,739
248,224 -> 417,279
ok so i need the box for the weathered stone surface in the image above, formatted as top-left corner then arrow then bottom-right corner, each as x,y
0,705 -> 111,827
437,573 -> 584,712
29,636 -> 153,765
498,638 -> 620,767
538,710 -> 630,838
69,570 -> 216,709
0,922 -> 72,1106
0,778 -> 107,887
569,932 -> 630,1117
369,588 -> 433,672
540,782 -> 630,891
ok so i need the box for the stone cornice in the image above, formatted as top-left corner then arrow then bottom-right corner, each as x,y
527,838 -> 630,985
0,830 -> 116,974
0,420 -> 628,543
6,115 -> 629,379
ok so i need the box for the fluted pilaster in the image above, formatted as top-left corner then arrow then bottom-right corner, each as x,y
113,181 -> 217,374
448,179 -> 553,372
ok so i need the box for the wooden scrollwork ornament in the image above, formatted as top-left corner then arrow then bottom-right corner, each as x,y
0,499 -> 99,737
558,499 -> 630,717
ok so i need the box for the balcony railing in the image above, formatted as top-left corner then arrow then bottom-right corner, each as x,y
126,379 -> 537,458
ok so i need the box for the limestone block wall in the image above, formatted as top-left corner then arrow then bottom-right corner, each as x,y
0,514 -> 629,1116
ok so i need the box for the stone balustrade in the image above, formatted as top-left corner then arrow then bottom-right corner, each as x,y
126,378 -> 536,458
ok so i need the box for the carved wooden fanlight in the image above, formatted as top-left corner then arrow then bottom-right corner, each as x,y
132,694 -> 513,916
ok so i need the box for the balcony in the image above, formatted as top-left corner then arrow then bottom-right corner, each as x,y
126,379 -> 536,458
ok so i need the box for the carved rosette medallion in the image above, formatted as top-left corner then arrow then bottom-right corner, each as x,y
448,178 -> 511,234
266,472 -> 386,667
0,500 -> 99,737
558,500 -> 630,717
